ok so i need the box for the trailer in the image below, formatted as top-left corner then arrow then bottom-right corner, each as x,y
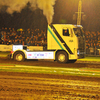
10,24 -> 85,63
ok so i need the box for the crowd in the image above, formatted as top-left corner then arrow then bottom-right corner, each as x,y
0,27 -> 47,46
84,31 -> 100,55
0,27 -> 100,55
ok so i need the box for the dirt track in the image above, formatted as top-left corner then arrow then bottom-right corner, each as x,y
0,58 -> 100,100
0,57 -> 100,68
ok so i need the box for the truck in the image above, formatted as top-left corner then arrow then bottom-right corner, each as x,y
10,24 -> 85,63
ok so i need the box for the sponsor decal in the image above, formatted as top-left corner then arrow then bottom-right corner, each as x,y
69,40 -> 73,42
27,52 -> 54,59
28,54 -> 32,56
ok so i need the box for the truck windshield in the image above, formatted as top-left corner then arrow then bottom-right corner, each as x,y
73,28 -> 84,37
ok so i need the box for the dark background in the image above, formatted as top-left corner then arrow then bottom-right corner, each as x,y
0,0 -> 100,31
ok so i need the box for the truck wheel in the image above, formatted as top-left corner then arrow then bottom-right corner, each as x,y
14,51 -> 25,61
56,51 -> 68,63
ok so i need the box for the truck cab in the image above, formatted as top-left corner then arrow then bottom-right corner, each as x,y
47,24 -> 85,62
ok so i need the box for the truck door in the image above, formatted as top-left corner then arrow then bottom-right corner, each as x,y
62,28 -> 75,54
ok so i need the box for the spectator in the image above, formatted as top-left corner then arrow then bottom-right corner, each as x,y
14,39 -> 18,45
22,41 -> 25,45
18,40 -> 22,45
30,40 -> 34,46
27,41 -> 30,46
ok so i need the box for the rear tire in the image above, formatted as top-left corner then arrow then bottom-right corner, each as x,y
14,51 -> 25,61
56,51 -> 68,63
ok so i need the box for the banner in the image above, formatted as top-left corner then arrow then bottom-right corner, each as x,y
0,45 -> 12,51
0,44 -> 43,52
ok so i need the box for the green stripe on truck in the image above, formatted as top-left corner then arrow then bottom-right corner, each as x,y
48,28 -> 64,50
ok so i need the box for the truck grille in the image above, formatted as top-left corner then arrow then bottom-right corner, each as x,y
78,37 -> 85,58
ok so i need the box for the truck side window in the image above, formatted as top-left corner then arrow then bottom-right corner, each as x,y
63,29 -> 69,36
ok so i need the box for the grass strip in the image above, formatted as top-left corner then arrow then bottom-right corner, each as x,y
78,57 -> 100,61
0,64 -> 100,77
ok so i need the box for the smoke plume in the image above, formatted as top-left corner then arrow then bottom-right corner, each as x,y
0,0 -> 56,24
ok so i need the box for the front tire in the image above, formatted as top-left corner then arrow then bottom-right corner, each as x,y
56,51 -> 68,63
14,51 -> 25,61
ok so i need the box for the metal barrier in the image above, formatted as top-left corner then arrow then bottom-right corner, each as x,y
86,47 -> 100,56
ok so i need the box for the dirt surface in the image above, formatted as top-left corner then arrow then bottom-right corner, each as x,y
0,58 -> 100,100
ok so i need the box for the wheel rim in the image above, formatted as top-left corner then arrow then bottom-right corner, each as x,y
16,54 -> 23,61
58,54 -> 65,62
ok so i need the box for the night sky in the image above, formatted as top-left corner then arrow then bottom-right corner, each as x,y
0,0 -> 100,31
53,0 -> 100,31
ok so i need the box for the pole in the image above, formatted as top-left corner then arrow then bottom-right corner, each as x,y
77,0 -> 82,25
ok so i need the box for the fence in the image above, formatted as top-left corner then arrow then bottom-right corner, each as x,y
85,47 -> 100,56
